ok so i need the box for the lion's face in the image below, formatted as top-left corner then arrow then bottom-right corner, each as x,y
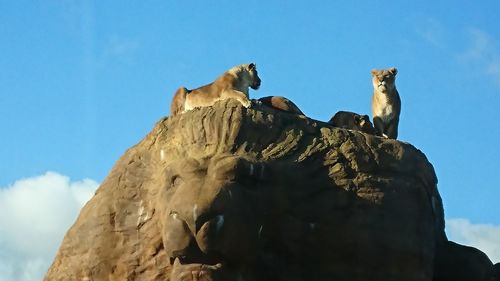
355,114 -> 377,135
371,67 -> 397,93
244,63 -> 261,90
157,155 -> 273,280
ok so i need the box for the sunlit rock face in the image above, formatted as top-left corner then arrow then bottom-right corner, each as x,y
46,99 -> 494,281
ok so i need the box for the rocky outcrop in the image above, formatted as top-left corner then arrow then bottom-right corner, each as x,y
434,241 -> 495,281
45,99 -> 494,281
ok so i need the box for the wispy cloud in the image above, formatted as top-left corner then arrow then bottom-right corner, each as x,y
415,20 -> 500,90
458,28 -> 500,89
0,172 -> 98,281
460,28 -> 496,60
415,18 -> 447,48
107,37 -> 140,57
100,36 -> 141,65
446,218 -> 500,263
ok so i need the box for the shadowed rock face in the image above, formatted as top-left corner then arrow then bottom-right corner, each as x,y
46,99 -> 491,281
434,241 -> 495,281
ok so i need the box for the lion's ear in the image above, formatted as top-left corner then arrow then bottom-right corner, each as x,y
389,67 -> 398,76
371,69 -> 378,76
248,63 -> 256,70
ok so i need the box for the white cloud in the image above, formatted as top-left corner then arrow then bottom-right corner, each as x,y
446,218 -> 500,263
0,172 -> 99,281
459,28 -> 500,89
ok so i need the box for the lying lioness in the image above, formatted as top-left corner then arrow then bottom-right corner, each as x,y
170,63 -> 261,116
328,111 -> 376,135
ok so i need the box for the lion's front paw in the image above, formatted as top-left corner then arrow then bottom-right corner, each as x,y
242,100 -> 252,108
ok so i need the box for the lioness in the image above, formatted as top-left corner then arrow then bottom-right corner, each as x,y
328,111 -> 376,135
170,63 -> 261,116
258,96 -> 304,115
371,67 -> 401,139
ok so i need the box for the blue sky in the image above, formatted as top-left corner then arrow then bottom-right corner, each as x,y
1,1 -> 499,279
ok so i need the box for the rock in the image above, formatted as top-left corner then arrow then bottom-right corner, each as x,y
433,241 -> 495,281
46,99 -> 455,281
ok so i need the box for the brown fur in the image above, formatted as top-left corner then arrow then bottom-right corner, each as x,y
258,96 -> 304,115
328,111 -> 376,135
371,67 -> 401,139
170,87 -> 189,116
170,63 -> 261,116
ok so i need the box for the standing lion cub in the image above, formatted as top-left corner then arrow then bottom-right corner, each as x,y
371,67 -> 401,139
170,63 -> 261,116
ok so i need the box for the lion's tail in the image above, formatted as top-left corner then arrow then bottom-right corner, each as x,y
170,87 -> 190,116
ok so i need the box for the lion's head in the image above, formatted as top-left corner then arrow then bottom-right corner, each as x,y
232,63 -> 261,90
371,67 -> 397,93
157,154 -> 275,280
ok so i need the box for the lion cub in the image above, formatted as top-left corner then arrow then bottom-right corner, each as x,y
170,63 -> 261,116
371,67 -> 401,139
